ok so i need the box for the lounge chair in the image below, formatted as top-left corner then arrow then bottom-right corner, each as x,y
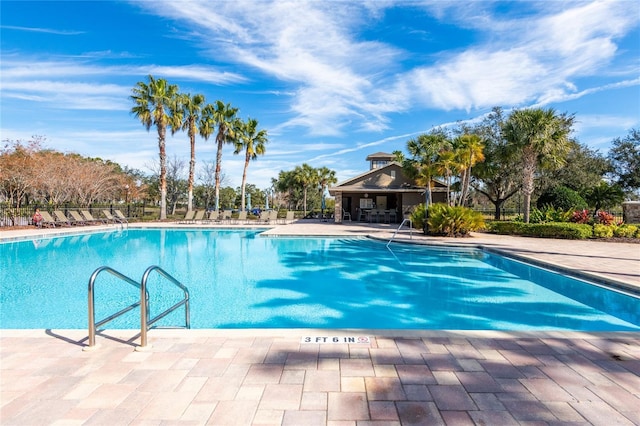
282,211 -> 295,224
39,211 -> 57,228
53,210 -> 74,226
193,210 -> 205,223
269,210 -> 278,223
81,210 -> 104,224
102,210 -> 125,224
207,210 -> 222,223
68,210 -> 88,225
113,210 -> 129,223
258,211 -> 271,223
221,210 -> 233,224
235,211 -> 247,224
179,210 -> 196,224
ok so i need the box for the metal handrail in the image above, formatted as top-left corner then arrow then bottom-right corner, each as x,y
386,218 -> 413,248
87,266 -> 144,348
87,265 -> 189,350
139,265 -> 190,348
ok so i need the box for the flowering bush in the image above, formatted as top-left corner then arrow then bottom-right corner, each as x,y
570,209 -> 591,224
596,211 -> 615,225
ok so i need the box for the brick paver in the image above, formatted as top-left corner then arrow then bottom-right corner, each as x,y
2,330 -> 639,425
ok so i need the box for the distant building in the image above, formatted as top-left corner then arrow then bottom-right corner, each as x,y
329,152 -> 447,223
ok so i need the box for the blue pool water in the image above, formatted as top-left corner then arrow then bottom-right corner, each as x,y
1,228 -> 639,330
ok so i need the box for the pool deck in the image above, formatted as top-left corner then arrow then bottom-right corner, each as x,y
1,221 -> 639,425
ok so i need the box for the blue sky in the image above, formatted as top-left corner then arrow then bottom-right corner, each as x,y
2,1 -> 639,189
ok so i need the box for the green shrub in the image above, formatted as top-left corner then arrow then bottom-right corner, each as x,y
529,206 -> 572,223
421,203 -> 485,236
409,203 -> 426,231
488,221 -> 526,235
525,222 -> 593,239
536,186 -> 587,211
593,224 -> 614,238
613,224 -> 638,238
489,221 -> 592,239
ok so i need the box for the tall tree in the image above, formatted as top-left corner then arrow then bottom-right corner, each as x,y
608,129 -> 640,198
403,131 -> 448,208
453,133 -> 485,206
294,163 -> 318,216
234,118 -> 268,211
470,107 -> 521,220
130,75 -> 179,220
202,100 -> 239,211
317,166 -> 337,213
502,108 -> 574,223
273,170 -> 302,211
171,93 -> 206,212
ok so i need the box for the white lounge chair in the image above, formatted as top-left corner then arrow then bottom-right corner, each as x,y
113,209 -> 129,223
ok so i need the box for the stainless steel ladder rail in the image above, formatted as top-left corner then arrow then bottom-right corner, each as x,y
139,265 -> 190,348
387,218 -> 413,248
87,266 -> 144,348
87,265 -> 190,350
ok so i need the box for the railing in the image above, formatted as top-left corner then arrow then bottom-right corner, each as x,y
87,265 -> 190,350
87,266 -> 143,348
139,266 -> 190,348
387,218 -> 413,248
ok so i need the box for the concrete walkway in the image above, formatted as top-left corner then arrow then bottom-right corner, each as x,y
1,221 -> 639,425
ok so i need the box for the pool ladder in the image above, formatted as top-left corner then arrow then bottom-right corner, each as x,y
86,265 -> 190,350
386,218 -> 413,248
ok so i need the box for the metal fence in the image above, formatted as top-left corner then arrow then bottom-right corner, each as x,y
0,204 -> 147,227
475,208 -> 624,222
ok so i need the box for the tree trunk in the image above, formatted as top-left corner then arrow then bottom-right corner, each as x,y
214,136 -> 224,212
187,130 -> 196,212
240,152 -> 249,211
158,125 -> 167,220
521,148 -> 536,223
493,199 -> 505,220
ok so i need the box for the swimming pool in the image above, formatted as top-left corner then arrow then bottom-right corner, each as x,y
1,228 -> 639,330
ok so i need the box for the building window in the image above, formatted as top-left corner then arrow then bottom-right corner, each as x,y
390,170 -> 396,179
360,198 -> 373,209
371,160 -> 388,169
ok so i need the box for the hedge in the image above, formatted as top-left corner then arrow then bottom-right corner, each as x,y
489,221 -> 593,239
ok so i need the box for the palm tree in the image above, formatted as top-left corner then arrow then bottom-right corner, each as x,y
317,166 -> 337,215
170,93 -> 206,212
293,163 -> 318,216
234,118 -> 268,211
404,132 -> 448,208
435,148 -> 456,205
202,101 -> 239,211
453,133 -> 485,206
502,108 -> 574,223
130,75 -> 179,220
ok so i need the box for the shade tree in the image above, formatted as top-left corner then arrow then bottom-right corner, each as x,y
607,129 -> 640,198
502,108 -> 574,223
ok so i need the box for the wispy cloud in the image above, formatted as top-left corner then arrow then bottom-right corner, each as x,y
0,59 -> 247,110
406,1 -> 639,111
138,0 -> 640,137
0,25 -> 84,35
